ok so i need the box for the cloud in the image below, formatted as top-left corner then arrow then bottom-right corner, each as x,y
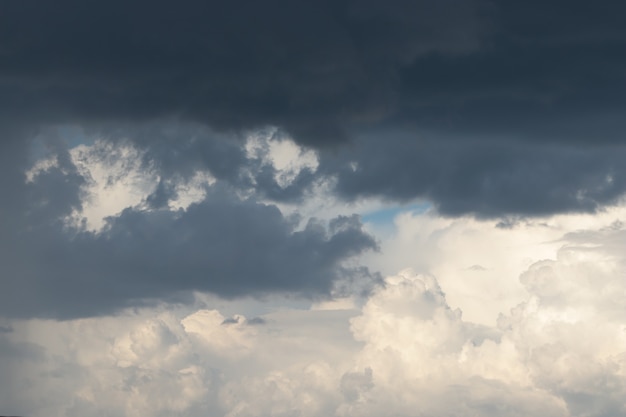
3,1 -> 626,217
343,270 -> 561,416
3,214 -> 626,416
0,126 -> 380,319
0,305 -> 361,417
497,234 -> 626,416
2,5 -> 626,414
2,192 -> 377,318
4,1 -> 625,145
62,121 -> 626,220
0,0 -> 487,141
363,203 -> 626,325
327,227 -> 626,417
321,133 -> 626,217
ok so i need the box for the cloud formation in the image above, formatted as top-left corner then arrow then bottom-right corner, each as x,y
2,5 -> 626,414
0,128 -> 377,319
2,1 -> 626,216
2,191 -> 377,318
2,217 -> 625,416
0,0 -> 486,140
322,133 -> 626,217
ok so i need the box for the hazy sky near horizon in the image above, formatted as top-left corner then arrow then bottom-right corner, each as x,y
1,1 -> 626,416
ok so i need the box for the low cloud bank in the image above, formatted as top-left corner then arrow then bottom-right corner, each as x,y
2,222 -> 625,416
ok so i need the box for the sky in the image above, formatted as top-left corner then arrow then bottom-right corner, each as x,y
1,1 -> 626,416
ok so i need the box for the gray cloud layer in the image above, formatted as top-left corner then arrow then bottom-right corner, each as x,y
0,0 -> 486,140
0,128 -> 377,319
2,182 -> 378,318
2,1 -> 626,317
321,133 -> 626,217
2,0 -> 626,216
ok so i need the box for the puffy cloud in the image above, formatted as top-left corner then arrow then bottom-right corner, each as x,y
352,223 -> 626,417
365,204 -> 626,325
501,228 -> 626,417
3,216 -> 626,416
1,309 -> 215,417
342,270 -> 565,417
0,304 -> 359,417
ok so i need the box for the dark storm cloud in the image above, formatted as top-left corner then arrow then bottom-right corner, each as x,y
320,132 -> 626,217
1,0 -> 625,316
3,0 -> 626,216
1,175 -> 378,319
0,0 -> 487,143
0,128 -> 378,319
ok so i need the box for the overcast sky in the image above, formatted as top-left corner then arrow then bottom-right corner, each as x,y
1,1 -> 626,416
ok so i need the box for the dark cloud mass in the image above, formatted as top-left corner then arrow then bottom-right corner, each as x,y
2,0 -> 625,216
1,0 -> 626,317
2,1 -> 626,188
2,175 -> 378,318
0,0 -> 487,142
0,127 -> 378,318
322,133 -> 626,217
